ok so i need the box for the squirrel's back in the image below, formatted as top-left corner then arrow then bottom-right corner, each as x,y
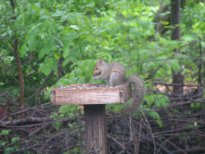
93,60 -> 125,86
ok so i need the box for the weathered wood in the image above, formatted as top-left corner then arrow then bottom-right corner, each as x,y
84,104 -> 107,154
51,83 -> 132,154
51,84 -> 131,105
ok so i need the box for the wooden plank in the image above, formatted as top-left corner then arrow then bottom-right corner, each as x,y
84,104 -> 107,154
51,84 -> 131,105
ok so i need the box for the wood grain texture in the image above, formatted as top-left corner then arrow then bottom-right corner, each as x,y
84,105 -> 107,154
51,84 -> 131,105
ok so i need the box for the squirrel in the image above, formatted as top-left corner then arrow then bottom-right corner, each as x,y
93,60 -> 145,113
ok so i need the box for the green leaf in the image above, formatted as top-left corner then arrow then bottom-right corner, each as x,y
144,95 -> 155,107
190,102 -> 203,110
39,57 -> 57,75
155,94 -> 169,108
52,10 -> 65,17
19,43 -> 28,56
170,59 -> 180,72
149,111 -> 163,127
63,48 -> 70,59
70,25 -> 80,31
0,129 -> 10,136
11,137 -> 20,143
59,105 -> 78,116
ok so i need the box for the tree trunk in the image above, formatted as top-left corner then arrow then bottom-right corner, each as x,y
57,56 -> 64,79
10,0 -> 25,114
12,37 -> 25,113
170,0 -> 184,96
171,0 -> 180,40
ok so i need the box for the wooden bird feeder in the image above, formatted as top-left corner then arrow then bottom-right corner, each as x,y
51,83 -> 131,154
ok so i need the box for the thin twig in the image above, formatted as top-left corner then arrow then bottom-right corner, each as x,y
141,110 -> 157,154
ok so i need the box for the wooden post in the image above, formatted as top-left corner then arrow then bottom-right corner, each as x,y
84,105 -> 107,154
51,84 -> 131,153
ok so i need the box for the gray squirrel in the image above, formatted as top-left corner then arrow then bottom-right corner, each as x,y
93,60 -> 145,113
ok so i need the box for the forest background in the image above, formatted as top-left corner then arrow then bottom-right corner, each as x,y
0,0 -> 205,153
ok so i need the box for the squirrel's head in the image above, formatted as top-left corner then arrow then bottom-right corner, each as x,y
93,60 -> 107,79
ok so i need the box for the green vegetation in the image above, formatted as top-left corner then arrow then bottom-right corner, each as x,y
0,0 -> 205,153
1,0 -> 204,103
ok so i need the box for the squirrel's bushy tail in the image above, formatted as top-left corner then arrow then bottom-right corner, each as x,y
122,75 -> 145,114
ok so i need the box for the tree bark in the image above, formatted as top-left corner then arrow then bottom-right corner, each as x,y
171,0 -> 180,40
170,0 -> 184,96
57,56 -> 64,79
10,0 -> 25,113
12,37 -> 25,112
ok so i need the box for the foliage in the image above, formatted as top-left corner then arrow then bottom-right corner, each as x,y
0,129 -> 19,154
0,0 -> 205,127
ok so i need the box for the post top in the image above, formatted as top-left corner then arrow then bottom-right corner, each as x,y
51,83 -> 131,105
